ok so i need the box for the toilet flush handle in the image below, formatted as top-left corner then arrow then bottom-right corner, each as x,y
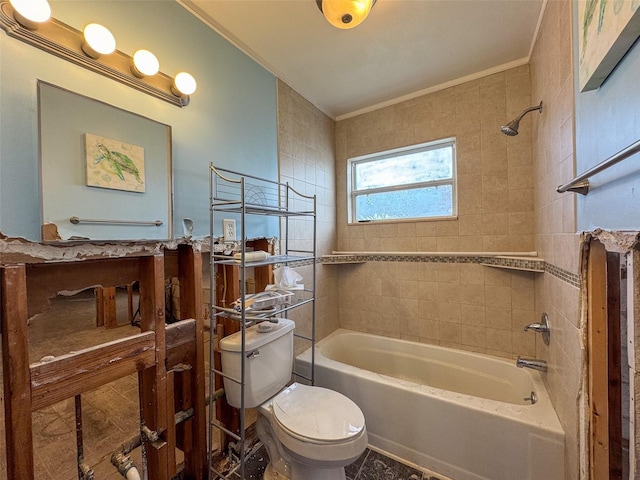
247,350 -> 260,359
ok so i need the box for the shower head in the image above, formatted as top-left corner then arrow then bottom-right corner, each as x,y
500,120 -> 520,136
500,102 -> 543,136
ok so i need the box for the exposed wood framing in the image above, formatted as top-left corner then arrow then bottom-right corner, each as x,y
588,240 -> 624,479
1,265 -> 35,478
631,250 -> 640,476
0,237 -> 207,480
607,252 -> 623,479
589,239 -> 609,478
175,245 -> 207,479
31,331 -> 156,410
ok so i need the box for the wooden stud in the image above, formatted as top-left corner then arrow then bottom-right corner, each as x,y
95,286 -> 105,327
1,265 -> 35,479
30,332 -> 155,411
589,239 -> 609,479
102,286 -> 118,328
138,254 -> 170,480
607,252 -> 623,479
127,283 -> 135,324
176,245 -> 207,479
165,319 -> 196,369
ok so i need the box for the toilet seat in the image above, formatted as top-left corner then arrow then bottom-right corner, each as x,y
272,383 -> 365,444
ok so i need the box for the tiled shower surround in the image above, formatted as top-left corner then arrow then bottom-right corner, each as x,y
332,65 -> 538,361
279,3 -> 583,473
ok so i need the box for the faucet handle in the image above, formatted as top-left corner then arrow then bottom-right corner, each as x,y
524,323 -> 549,332
524,313 -> 550,345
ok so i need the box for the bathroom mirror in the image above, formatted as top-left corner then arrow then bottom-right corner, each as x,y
38,81 -> 173,241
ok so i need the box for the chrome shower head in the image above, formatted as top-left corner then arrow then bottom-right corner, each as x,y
500,102 -> 543,136
500,120 -> 520,136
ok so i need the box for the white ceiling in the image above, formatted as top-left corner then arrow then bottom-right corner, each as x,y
180,0 -> 545,120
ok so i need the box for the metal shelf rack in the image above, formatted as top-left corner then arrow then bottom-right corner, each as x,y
207,165 -> 317,480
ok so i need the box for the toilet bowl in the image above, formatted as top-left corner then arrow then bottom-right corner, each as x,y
257,383 -> 368,480
219,319 -> 368,480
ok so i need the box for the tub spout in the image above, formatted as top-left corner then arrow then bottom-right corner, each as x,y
516,356 -> 547,372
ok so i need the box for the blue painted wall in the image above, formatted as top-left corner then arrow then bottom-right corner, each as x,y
0,0 -> 279,240
574,6 -> 640,231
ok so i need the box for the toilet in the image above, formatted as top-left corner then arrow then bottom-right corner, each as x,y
220,318 -> 368,480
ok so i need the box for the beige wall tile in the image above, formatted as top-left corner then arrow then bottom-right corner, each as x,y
461,304 -> 486,326
460,264 -> 486,284
458,235 -> 484,252
461,325 -> 486,349
439,322 -> 462,344
438,301 -> 462,323
486,306 -> 512,330
461,283 -> 485,306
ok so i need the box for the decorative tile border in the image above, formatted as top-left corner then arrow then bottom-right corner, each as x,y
322,253 -> 543,268
544,262 -> 582,288
321,253 -> 582,287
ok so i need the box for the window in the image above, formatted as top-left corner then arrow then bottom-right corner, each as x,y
348,138 -> 457,223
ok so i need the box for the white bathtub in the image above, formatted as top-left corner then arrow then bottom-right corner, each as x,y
295,329 -> 564,480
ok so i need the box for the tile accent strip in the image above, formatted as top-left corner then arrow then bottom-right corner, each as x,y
321,254 -> 581,287
544,262 -> 582,288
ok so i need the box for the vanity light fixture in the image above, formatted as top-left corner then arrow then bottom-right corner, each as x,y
316,0 -> 376,29
81,23 -> 116,59
0,1 -> 196,107
131,49 -> 160,78
171,72 -> 197,105
8,0 -> 50,30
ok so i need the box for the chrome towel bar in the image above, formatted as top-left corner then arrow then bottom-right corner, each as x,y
557,138 -> 640,195
70,216 -> 163,226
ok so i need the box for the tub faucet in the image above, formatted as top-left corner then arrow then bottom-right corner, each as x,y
516,356 -> 547,372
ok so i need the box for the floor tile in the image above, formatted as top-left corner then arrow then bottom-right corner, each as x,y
346,448 -> 370,479
355,450 -> 424,480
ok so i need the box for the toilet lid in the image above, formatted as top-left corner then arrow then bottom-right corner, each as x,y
272,383 -> 365,443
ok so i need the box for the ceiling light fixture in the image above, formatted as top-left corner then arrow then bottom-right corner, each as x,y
131,49 -> 160,78
8,0 -> 50,30
0,1 -> 196,107
316,0 -> 376,29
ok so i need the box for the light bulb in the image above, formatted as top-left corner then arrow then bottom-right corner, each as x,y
321,0 -> 373,29
9,0 -> 51,30
173,72 -> 197,96
131,49 -> 160,78
81,23 -> 116,59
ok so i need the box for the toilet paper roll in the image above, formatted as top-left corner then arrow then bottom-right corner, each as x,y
233,251 -> 269,263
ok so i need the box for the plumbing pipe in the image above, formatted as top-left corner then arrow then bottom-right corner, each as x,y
79,462 -> 95,480
111,449 -> 142,480
209,387 -> 225,404
75,395 -> 95,480
126,468 -> 142,480
141,425 -> 159,442
109,391 -> 221,480
175,407 -> 195,425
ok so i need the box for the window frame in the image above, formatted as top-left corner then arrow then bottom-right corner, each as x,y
347,137 -> 458,224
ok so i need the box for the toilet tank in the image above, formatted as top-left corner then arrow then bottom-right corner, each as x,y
219,318 -> 295,408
